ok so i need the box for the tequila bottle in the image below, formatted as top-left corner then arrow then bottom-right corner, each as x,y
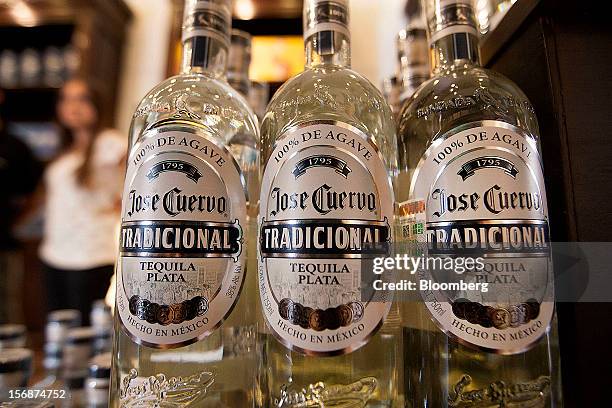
382,75 -> 402,117
258,0 -> 402,406
397,1 -> 562,406
109,0 -> 259,406
396,24 -> 429,106
227,29 -> 252,98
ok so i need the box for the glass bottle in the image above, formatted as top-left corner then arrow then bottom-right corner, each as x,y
227,29 -> 252,98
32,312 -> 79,407
109,0 -> 259,406
247,81 -> 270,121
85,353 -> 111,408
0,348 -> 32,399
396,26 -> 430,106
382,75 -> 402,117
258,0 -> 402,406
0,324 -> 26,349
397,1 -> 562,407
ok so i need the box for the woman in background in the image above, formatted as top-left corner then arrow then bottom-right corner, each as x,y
39,78 -> 126,323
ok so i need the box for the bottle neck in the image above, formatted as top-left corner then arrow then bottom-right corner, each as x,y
305,31 -> 351,68
425,0 -> 481,74
180,0 -> 231,77
431,32 -> 480,74
181,36 -> 227,77
303,0 -> 350,69
227,30 -> 251,95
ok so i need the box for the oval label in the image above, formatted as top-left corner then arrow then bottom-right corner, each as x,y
116,128 -> 246,349
258,122 -> 394,356
407,121 -> 554,354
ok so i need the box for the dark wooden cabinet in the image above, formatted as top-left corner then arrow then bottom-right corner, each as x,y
0,0 -> 132,127
482,0 -> 612,404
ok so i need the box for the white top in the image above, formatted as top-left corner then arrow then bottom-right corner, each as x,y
39,129 -> 127,270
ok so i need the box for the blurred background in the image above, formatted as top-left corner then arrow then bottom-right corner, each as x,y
0,0 -> 610,406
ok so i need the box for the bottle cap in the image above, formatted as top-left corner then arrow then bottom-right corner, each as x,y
47,309 -> 81,326
182,0 -> 232,49
0,348 -> 32,373
45,322 -> 68,345
303,0 -> 350,39
65,327 -> 97,345
425,0 -> 479,44
0,324 -> 26,341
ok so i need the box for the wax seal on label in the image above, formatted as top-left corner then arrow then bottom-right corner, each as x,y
525,299 -> 540,321
184,300 -> 198,321
348,301 -> 364,322
299,307 -> 313,329
451,299 -> 469,319
509,304 -> 527,328
136,298 -> 149,320
478,305 -> 495,329
337,304 -> 353,327
490,308 -> 511,330
128,295 -> 140,315
450,299 -> 541,330
464,303 -> 481,325
278,298 -> 293,320
478,306 -> 493,328
171,303 -> 186,324
324,308 -> 340,331
145,303 -> 159,324
195,296 -> 209,316
289,303 -> 302,326
309,310 -> 325,331
156,305 -> 173,326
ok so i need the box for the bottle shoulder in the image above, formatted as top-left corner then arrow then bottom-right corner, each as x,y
261,65 -> 396,170
130,73 -> 259,148
269,66 -> 387,105
398,66 -> 539,143
264,65 -> 394,136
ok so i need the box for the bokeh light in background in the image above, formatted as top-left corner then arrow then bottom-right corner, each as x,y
249,36 -> 303,83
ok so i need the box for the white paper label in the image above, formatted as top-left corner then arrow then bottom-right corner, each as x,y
258,122 -> 393,355
116,128 -> 246,348
411,122 -> 554,354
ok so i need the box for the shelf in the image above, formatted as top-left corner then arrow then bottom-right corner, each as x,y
481,0 -> 541,66
2,86 -> 61,92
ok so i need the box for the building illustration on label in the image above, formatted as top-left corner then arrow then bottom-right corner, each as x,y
410,123 -> 554,353
259,122 -> 393,355
117,129 -> 246,349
